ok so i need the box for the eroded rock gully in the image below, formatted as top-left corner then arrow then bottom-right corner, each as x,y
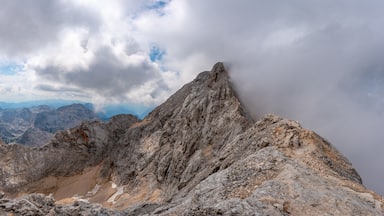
0,63 -> 383,215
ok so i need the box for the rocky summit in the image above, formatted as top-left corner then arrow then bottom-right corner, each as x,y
0,63 -> 383,215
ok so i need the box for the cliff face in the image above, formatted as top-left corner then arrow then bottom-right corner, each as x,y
0,63 -> 383,215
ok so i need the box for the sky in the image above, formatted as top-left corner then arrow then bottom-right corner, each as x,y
1,0 -> 384,194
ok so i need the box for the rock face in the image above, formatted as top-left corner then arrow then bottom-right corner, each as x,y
0,114 -> 139,195
0,63 -> 383,215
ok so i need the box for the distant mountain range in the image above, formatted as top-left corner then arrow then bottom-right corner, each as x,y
0,101 -> 153,146
0,104 -> 99,146
0,100 -> 153,119
0,100 -> 86,109
0,63 -> 382,215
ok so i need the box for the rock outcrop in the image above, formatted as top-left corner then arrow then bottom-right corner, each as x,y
0,62 -> 383,215
0,114 -> 139,195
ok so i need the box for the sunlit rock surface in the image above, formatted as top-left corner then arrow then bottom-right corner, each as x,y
0,63 -> 382,215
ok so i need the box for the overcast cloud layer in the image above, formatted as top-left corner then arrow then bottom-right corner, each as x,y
0,0 -> 383,194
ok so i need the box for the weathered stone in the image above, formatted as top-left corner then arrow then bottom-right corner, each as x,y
0,193 -> 116,216
0,115 -> 138,194
0,62 -> 382,215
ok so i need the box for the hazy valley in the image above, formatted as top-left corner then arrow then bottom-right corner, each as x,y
0,104 -> 98,146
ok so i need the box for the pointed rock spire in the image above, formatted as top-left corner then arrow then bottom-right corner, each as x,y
208,62 -> 229,87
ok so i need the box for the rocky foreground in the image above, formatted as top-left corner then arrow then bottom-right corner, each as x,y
0,63 -> 383,215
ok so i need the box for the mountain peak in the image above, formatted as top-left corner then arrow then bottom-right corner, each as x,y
207,62 -> 228,87
210,61 -> 227,77
0,63 -> 383,215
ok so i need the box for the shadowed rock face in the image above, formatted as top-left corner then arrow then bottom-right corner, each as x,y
0,63 -> 383,215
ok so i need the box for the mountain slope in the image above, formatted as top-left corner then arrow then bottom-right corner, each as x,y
105,62 -> 252,207
0,63 -> 382,215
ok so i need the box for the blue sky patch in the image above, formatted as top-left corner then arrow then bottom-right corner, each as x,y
149,46 -> 166,62
147,0 -> 168,10
146,0 -> 170,15
0,62 -> 23,76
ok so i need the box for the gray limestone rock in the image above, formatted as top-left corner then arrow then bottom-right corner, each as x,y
0,115 -> 138,194
0,193 -> 116,216
0,62 -> 382,215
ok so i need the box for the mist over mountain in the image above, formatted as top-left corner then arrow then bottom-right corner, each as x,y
0,63 -> 382,215
1,0 -> 383,196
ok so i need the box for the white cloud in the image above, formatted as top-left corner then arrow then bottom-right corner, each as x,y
27,27 -> 93,71
1,0 -> 174,106
130,0 -> 384,194
262,27 -> 307,49
1,0 -> 384,194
